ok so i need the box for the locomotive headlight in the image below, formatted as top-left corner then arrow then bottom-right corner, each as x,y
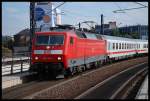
57,57 -> 62,60
35,56 -> 38,60
46,46 -> 50,49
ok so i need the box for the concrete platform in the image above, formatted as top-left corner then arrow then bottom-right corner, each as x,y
135,75 -> 148,99
2,72 -> 36,89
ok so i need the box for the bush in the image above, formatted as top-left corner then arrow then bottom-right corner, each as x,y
2,46 -> 12,57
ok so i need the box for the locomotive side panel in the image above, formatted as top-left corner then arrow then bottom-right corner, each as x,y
84,39 -> 106,64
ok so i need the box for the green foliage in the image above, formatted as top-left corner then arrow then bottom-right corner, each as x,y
112,29 -> 121,37
111,29 -> 139,39
2,46 -> 12,57
131,32 -> 139,39
2,36 -> 14,50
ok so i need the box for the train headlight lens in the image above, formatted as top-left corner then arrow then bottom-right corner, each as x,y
35,56 -> 38,60
46,46 -> 50,49
57,57 -> 61,60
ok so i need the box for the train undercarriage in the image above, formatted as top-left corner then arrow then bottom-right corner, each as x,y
30,53 -> 147,79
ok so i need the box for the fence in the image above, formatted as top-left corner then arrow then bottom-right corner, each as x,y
2,52 -> 31,76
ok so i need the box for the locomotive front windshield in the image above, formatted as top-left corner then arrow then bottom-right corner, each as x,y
36,35 -> 64,45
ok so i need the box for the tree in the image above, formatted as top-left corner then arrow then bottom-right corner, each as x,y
2,36 -> 14,50
131,32 -> 139,39
111,29 -> 120,37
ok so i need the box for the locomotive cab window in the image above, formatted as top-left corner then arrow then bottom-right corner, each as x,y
36,35 -> 49,45
70,37 -> 74,44
36,35 -> 64,45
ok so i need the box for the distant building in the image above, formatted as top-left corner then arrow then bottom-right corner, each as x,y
118,25 -> 148,40
13,28 -> 31,53
95,21 -> 117,35
109,21 -> 117,29
13,28 -> 30,47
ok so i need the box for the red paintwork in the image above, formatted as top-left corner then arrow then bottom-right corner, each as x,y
32,31 -> 107,69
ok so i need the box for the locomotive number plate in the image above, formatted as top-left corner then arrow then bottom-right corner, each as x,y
44,50 -> 51,54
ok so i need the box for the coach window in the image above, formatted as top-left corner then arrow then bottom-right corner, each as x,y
116,43 -> 118,50
70,37 -> 74,45
127,44 -> 129,49
119,43 -> 121,49
125,43 -> 126,49
113,43 -> 115,50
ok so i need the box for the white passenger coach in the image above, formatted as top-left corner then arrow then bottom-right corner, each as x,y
102,35 -> 148,60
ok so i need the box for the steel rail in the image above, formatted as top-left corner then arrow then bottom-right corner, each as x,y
75,62 -> 147,99
110,67 -> 147,99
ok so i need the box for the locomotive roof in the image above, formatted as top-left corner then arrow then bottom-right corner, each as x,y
101,35 -> 148,42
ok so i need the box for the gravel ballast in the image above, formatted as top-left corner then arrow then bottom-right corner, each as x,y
26,57 -> 148,99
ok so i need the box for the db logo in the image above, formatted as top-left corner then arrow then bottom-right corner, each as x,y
43,15 -> 51,23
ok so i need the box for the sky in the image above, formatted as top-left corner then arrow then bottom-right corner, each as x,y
2,2 -> 148,36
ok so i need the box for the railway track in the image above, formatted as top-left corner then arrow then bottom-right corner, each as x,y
75,62 -> 148,99
2,56 -> 148,99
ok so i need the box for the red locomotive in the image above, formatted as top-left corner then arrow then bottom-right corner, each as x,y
31,25 -> 148,78
31,26 -> 107,78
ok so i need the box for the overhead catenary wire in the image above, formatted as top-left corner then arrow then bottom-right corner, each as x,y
43,2 -> 66,15
113,2 -> 126,13
134,2 -> 148,7
113,6 -> 147,13
113,2 -> 147,25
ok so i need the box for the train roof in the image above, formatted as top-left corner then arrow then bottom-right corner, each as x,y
101,35 -> 148,42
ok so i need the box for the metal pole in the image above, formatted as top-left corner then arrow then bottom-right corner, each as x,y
11,53 -> 14,74
101,14 -> 104,35
79,22 -> 81,30
29,2 -> 35,69
21,58 -> 23,73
